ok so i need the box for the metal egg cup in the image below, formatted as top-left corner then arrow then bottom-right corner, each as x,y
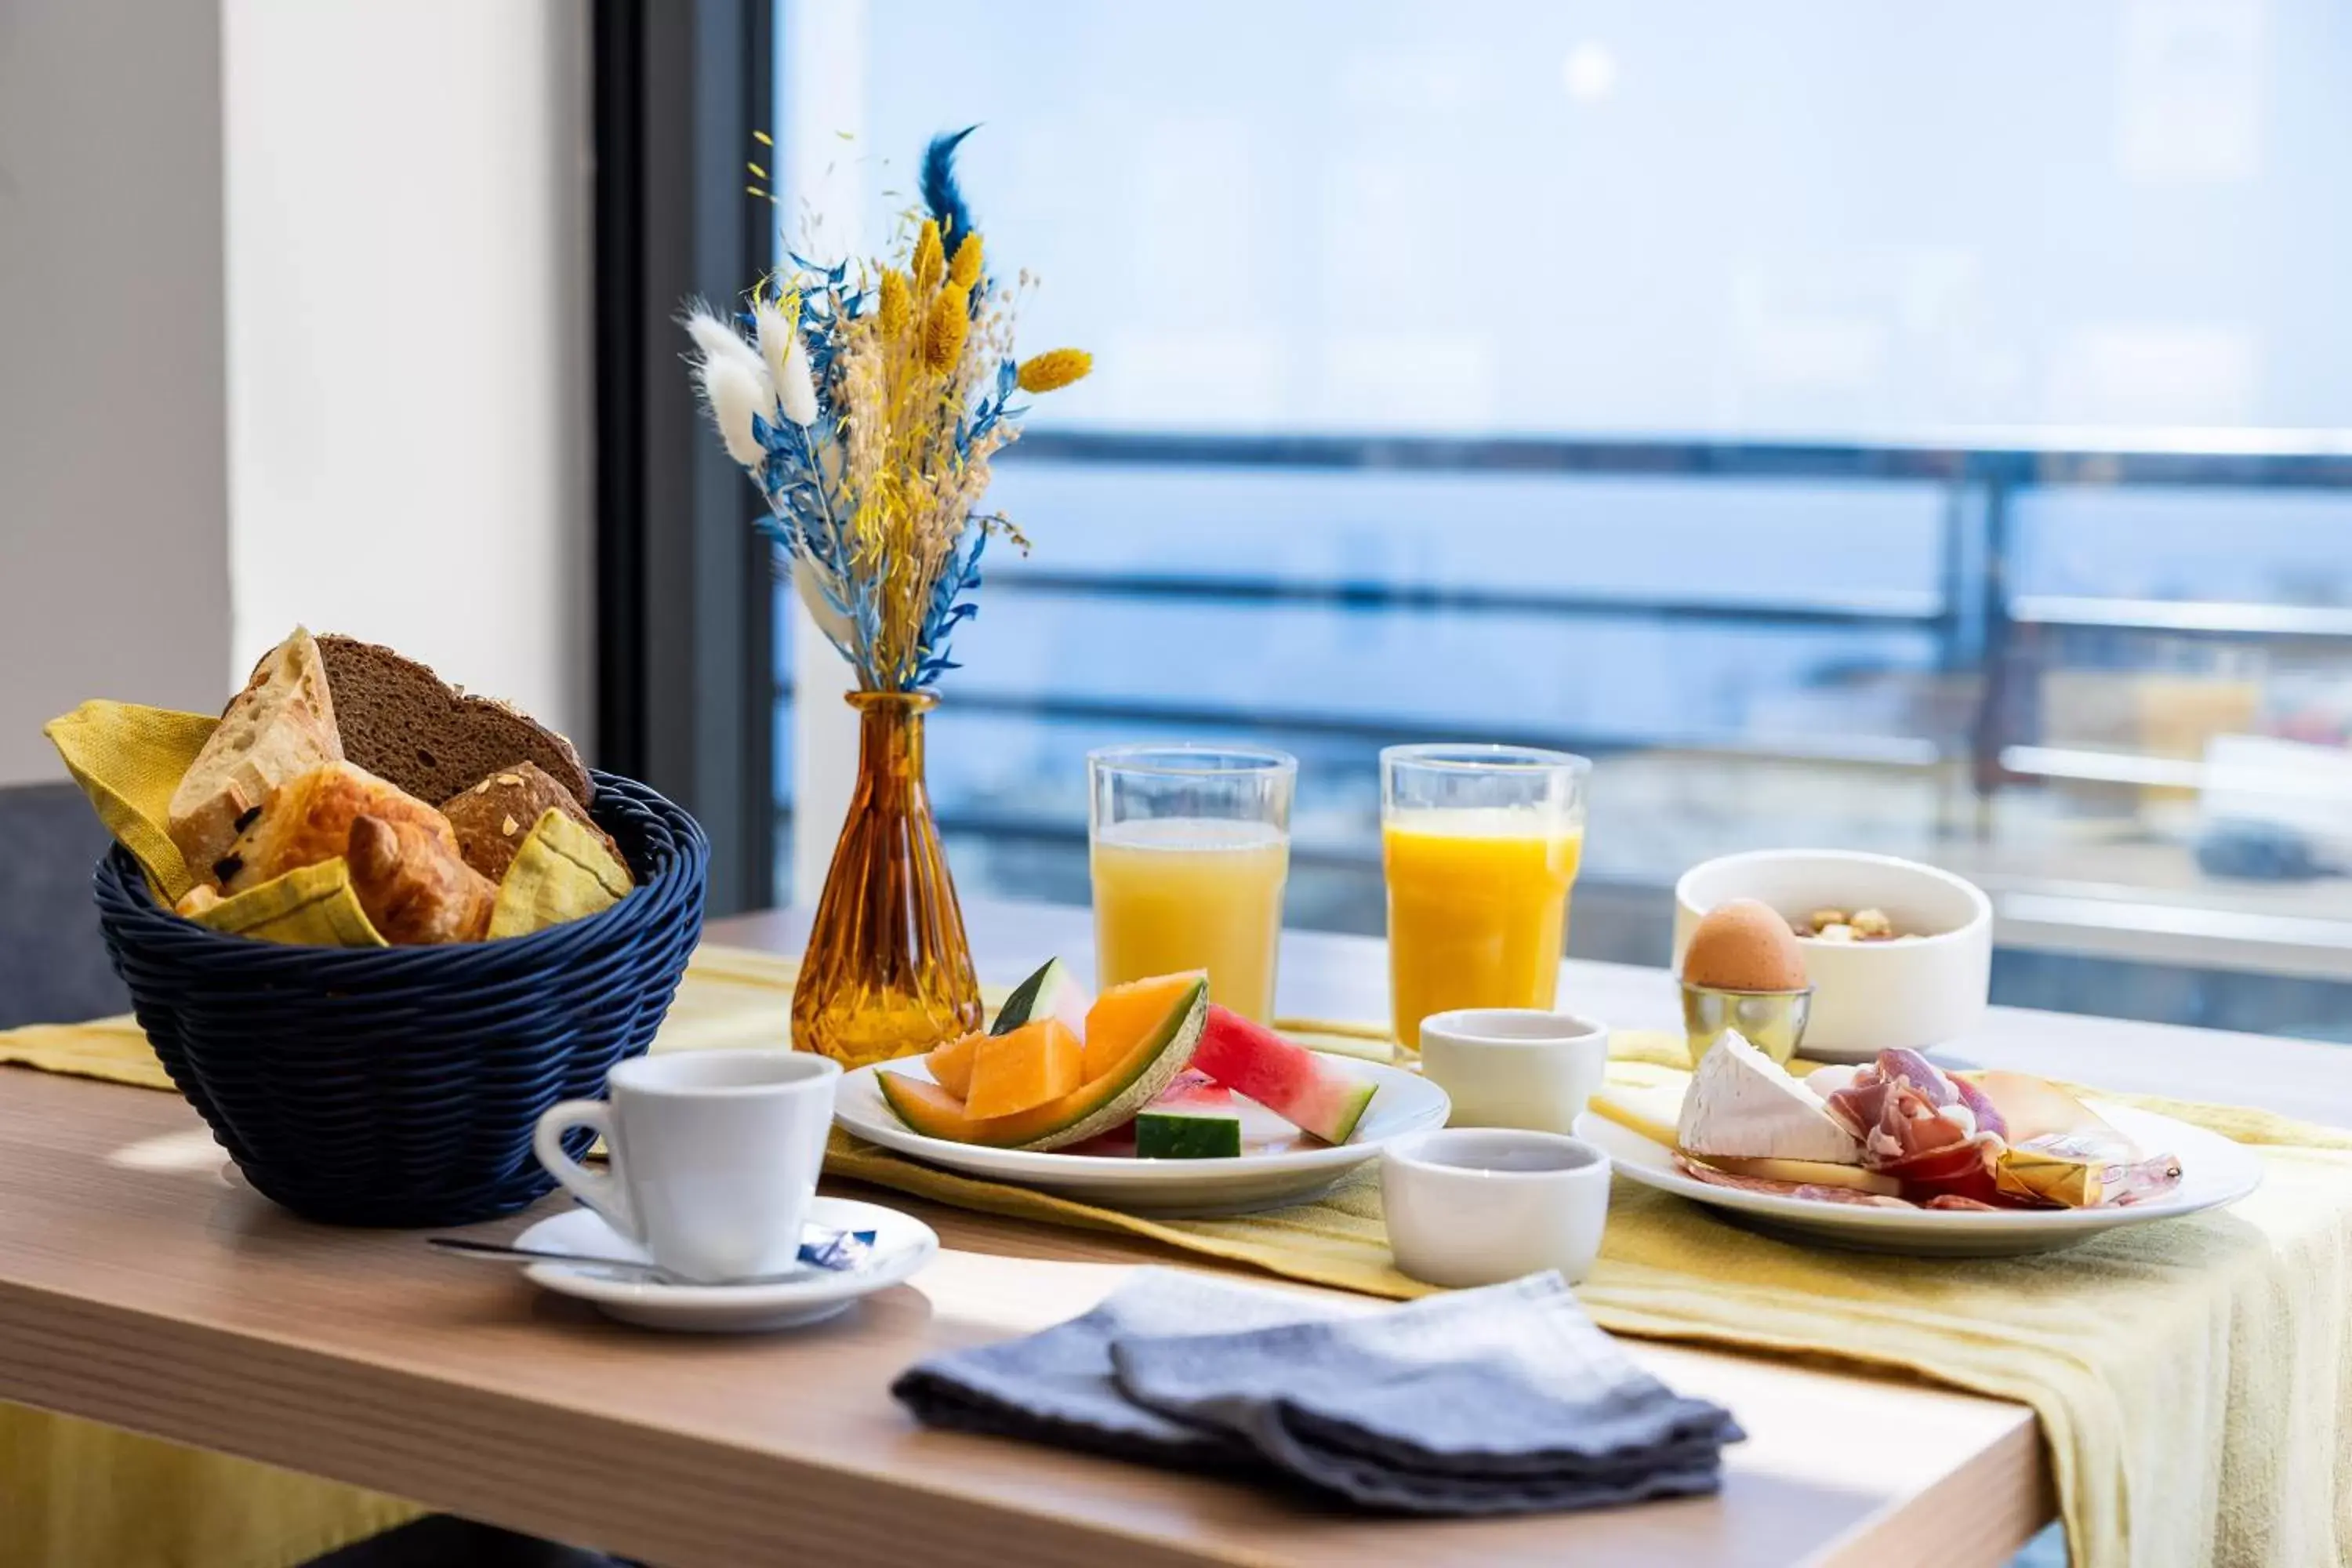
1680,981 -> 1814,1068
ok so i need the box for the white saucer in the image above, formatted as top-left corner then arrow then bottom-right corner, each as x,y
514,1196 -> 936,1332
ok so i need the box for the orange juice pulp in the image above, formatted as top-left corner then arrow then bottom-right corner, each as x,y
1091,818 -> 1288,1022
1383,809 -> 1584,1048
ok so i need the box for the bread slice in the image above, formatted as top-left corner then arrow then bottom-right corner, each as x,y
166,627 -> 346,879
315,635 -> 591,811
441,760 -> 626,884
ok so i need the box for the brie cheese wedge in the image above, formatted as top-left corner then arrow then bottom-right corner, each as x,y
1676,1033 -> 1864,1165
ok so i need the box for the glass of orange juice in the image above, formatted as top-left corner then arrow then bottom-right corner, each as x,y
1381,744 -> 1591,1049
1088,745 -> 1296,1022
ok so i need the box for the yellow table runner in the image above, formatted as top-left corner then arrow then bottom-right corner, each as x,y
5,943 -> 2351,1568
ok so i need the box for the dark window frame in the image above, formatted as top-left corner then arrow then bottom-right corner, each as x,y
593,0 -> 776,915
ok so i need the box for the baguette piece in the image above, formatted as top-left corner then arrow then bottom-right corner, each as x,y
347,815 -> 497,944
214,761 -> 456,895
441,761 -> 625,884
165,627 -> 344,878
317,634 -> 591,811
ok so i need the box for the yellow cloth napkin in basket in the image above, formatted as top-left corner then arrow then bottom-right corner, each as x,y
42,700 -> 218,903
4,944 -> 2350,1568
184,860 -> 388,947
488,809 -> 636,938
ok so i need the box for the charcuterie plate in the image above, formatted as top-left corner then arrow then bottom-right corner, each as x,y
1576,1104 -> 2262,1258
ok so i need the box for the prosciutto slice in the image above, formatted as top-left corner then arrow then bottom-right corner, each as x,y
1822,1049 -> 2009,1195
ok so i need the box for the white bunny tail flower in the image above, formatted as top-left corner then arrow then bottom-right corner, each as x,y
683,305 -> 764,379
752,300 -> 793,387
776,332 -> 820,426
697,354 -> 768,470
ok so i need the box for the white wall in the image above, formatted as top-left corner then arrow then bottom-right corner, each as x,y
222,0 -> 593,741
0,0 -> 234,784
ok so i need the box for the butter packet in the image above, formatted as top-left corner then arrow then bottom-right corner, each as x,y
488,808 -> 635,939
179,858 -> 387,948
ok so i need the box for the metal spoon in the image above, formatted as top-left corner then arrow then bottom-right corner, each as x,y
428,1236 -> 816,1288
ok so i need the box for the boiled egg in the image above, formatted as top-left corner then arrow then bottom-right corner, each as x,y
1681,898 -> 1808,992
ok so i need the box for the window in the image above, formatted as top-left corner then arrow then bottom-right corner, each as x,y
771,0 -> 2352,1040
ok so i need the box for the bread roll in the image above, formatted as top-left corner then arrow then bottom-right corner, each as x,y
441,761 -> 626,884
166,627 -> 344,878
215,761 -> 456,895
346,815 -> 496,944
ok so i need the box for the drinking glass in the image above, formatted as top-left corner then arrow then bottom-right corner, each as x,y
1088,745 -> 1296,1021
1381,744 -> 1592,1049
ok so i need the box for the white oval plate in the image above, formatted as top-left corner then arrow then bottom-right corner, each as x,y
517,1196 -> 935,1331
1574,1103 -> 2263,1257
834,1058 -> 1448,1215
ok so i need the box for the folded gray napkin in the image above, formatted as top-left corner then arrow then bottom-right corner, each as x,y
891,1269 -> 1741,1515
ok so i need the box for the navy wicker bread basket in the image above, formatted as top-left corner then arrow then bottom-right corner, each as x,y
93,771 -> 708,1227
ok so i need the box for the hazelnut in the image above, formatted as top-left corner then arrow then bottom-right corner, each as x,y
1805,909 -> 1849,935
1851,908 -> 1895,938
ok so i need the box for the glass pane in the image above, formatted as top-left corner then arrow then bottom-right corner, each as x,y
773,0 -> 2352,1043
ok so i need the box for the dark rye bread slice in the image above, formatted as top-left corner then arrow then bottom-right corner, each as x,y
315,635 -> 593,811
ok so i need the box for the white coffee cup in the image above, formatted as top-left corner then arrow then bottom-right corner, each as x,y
1381,1128 -> 1612,1287
1417,1008 -> 1610,1133
534,1049 -> 841,1284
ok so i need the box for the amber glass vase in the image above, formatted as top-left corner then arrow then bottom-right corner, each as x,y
791,691 -> 983,1066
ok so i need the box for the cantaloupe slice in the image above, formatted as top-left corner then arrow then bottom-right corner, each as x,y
879,972 -> 1207,1151
964,1018 -> 1083,1120
925,1031 -> 983,1100
1081,971 -> 1207,1082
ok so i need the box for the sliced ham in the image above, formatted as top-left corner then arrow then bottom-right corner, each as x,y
1824,1049 -> 2008,1196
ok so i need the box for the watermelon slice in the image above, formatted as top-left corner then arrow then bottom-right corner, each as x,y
991,956 -> 1090,1040
1192,1006 -> 1377,1145
1134,1069 -> 1241,1160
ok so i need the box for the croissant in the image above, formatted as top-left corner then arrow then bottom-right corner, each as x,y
216,761 -> 454,895
345,815 -> 497,945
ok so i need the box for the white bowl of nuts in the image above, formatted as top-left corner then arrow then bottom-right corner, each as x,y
1671,850 -> 1993,1062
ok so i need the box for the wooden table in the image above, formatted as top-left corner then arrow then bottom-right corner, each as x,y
6,900 -> 2342,1568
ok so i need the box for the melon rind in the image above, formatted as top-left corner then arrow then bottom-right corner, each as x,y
1316,1077 -> 1378,1145
1015,978 -> 1205,1151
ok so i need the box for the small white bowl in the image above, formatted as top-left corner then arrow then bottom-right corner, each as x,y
1672,848 -> 1992,1062
1381,1128 -> 1610,1288
1417,1008 -> 1609,1134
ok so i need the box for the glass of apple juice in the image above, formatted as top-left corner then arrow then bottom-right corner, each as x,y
1087,744 -> 1297,1022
